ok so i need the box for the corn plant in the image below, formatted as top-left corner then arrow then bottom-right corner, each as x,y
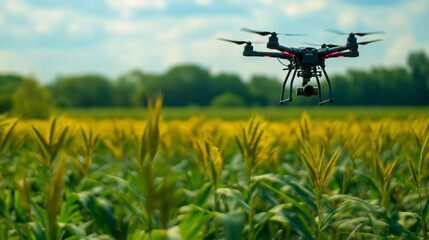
299,142 -> 339,240
407,119 -> 429,239
235,115 -> 276,240
31,118 -> 70,240
194,138 -> 224,238
70,127 -> 99,182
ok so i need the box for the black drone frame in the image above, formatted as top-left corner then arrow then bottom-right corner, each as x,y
219,28 -> 383,105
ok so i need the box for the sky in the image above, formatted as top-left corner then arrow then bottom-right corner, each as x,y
0,0 -> 428,83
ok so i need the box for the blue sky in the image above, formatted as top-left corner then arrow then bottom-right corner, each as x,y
0,0 -> 428,83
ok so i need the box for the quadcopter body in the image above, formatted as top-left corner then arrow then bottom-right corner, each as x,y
219,29 -> 383,105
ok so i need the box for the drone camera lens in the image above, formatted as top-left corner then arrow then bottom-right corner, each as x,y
304,85 -> 314,96
296,86 -> 318,97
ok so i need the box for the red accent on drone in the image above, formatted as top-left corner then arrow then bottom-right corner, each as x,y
326,51 -> 340,57
264,56 -> 271,58
283,51 -> 296,57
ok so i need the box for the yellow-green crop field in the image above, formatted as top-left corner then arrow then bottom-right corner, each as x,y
1,101 -> 429,239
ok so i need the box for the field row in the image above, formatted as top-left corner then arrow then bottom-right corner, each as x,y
58,106 -> 429,120
1,108 -> 428,239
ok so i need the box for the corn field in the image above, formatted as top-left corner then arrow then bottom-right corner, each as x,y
1,100 -> 429,239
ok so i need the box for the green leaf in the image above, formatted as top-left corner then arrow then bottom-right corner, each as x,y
322,148 -> 339,189
193,183 -> 212,207
58,193 -> 80,223
216,188 -> 249,212
87,178 -> 148,226
345,223 -> 365,240
180,207 -> 211,240
260,181 -> 316,227
142,229 -> 168,240
407,158 -> 419,188
77,191 -> 118,237
104,174 -> 145,202
418,131 -> 429,182
269,205 -> 313,240
330,194 -> 419,239
255,174 -> 316,210
131,230 -> 145,240
30,222 -> 46,240
0,120 -> 17,152
423,197 -> 429,224
216,211 -> 245,240
59,223 -> 87,237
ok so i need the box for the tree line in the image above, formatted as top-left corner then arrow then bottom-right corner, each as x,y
1,50 -> 428,118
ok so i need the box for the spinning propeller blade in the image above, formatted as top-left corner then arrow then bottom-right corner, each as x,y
326,29 -> 385,36
303,42 -> 339,48
217,38 -> 249,45
355,31 -> 385,37
217,38 -> 264,45
241,27 -> 306,36
325,29 -> 348,35
358,39 -> 383,45
241,27 -> 272,36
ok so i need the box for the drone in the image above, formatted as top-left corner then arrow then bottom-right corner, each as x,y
218,28 -> 384,105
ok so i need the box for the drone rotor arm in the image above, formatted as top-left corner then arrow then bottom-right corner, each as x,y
324,51 -> 359,58
243,50 -> 294,60
267,44 -> 301,56
319,44 -> 349,56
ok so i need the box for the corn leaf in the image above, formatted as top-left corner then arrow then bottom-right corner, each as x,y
406,157 -> 419,189
217,188 -> 249,212
216,211 -> 245,240
423,197 -> 429,224
261,181 -> 316,227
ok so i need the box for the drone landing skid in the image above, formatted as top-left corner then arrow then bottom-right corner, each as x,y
279,66 -> 334,106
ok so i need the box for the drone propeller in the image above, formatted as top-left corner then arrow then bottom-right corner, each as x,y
217,38 -> 265,45
326,29 -> 385,37
217,38 -> 249,45
358,39 -> 383,45
303,42 -> 339,48
303,38 -> 383,48
241,27 -> 306,36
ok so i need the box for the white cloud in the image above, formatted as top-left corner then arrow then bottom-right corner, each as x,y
283,0 -> 327,18
0,50 -> 35,75
385,35 -> 414,65
103,19 -> 155,35
261,0 -> 273,5
195,0 -> 211,6
5,0 -> 68,34
384,35 -> 429,67
337,10 -> 357,29
106,0 -> 167,17
162,46 -> 184,66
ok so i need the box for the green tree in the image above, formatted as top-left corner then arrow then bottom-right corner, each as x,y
407,51 -> 429,104
210,92 -> 245,107
12,78 -> 52,119
372,66 -> 415,105
49,75 -> 113,107
113,75 -> 142,107
160,64 -> 212,106
247,75 -> 282,106
115,69 -> 159,106
211,73 -> 248,103
0,74 -> 24,113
